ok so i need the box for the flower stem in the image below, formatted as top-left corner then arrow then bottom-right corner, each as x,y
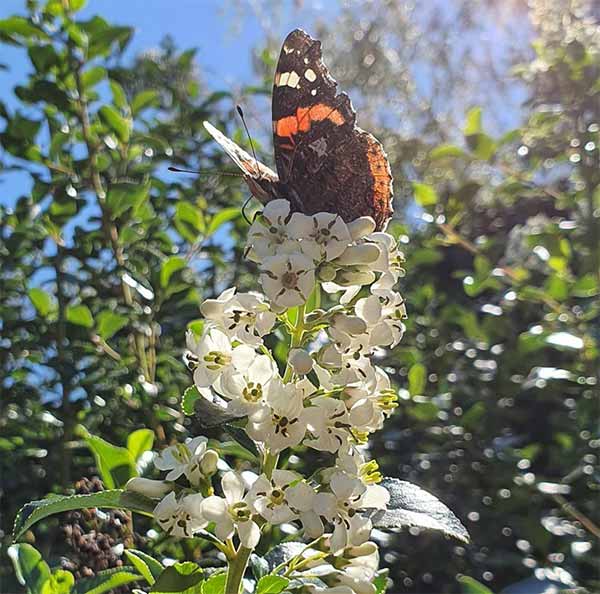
225,546 -> 252,594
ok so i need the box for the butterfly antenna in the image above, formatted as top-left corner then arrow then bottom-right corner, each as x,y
168,166 -> 242,177
236,105 -> 260,174
241,195 -> 253,225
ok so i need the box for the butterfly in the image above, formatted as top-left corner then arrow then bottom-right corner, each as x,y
204,28 -> 393,231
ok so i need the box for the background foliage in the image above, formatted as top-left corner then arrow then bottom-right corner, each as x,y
1,1 -> 598,593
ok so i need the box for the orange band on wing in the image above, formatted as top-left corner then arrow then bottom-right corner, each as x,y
275,103 -> 345,139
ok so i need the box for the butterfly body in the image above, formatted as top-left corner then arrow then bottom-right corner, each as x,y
204,29 -> 393,230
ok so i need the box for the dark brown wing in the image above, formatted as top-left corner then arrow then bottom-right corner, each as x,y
271,28 -> 393,230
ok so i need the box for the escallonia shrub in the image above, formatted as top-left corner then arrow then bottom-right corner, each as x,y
12,202 -> 468,594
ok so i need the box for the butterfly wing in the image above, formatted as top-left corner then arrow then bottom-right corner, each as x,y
203,121 -> 279,204
271,29 -> 393,230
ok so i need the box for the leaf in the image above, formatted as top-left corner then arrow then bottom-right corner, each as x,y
28,288 -> 55,317
264,542 -> 307,571
132,90 -> 159,114
28,45 -> 58,72
464,107 -> 482,136
408,363 -> 426,396
412,182 -> 437,207
175,202 -> 205,242
96,310 -> 128,340
256,575 -> 289,594
8,543 -> 51,594
373,572 -> 389,594
458,576 -> 495,594
223,424 -> 260,459
106,182 -> 150,219
78,427 -> 137,488
429,144 -> 466,160
182,386 -> 201,416
572,273 -> 599,297
249,554 -> 269,581
98,105 -> 130,143
206,207 -> 240,237
370,478 -> 469,543
160,256 -> 186,288
12,490 -> 155,540
41,570 -> 74,594
185,386 -> 246,427
72,566 -> 142,594
0,16 -> 49,40
200,573 -> 226,594
66,304 -> 94,328
109,80 -> 128,110
125,550 -> 163,586
127,429 -> 155,462
151,562 -> 203,593
82,66 -> 107,88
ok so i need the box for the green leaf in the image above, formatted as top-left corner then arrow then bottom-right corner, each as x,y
256,575 -> 289,594
28,288 -> 55,317
66,24 -> 88,48
41,569 -> 74,594
572,273 -> 599,297
66,304 -> 94,328
82,66 -> 107,88
8,544 -> 51,594
72,566 -> 142,594
0,17 -> 49,40
106,182 -> 150,219
160,256 -> 186,288
412,182 -> 437,207
206,207 -> 240,237
371,478 -> 470,543
200,573 -> 226,594
98,105 -> 130,142
458,576 -> 495,594
408,363 -> 426,396
464,107 -> 482,136
175,202 -> 205,242
127,429 -> 155,462
429,144 -> 466,160
187,320 -> 204,338
182,386 -> 202,416
12,490 -> 155,540
151,562 -> 204,593
373,572 -> 388,594
223,424 -> 260,459
125,549 -> 163,586
132,90 -> 159,114
78,427 -> 137,488
110,80 -> 128,110
28,46 -> 58,72
96,310 -> 128,340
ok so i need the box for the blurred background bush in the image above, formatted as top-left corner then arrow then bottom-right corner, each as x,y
0,1 -> 598,592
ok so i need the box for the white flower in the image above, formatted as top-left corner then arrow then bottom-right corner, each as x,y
288,212 -> 351,262
154,491 -> 206,538
347,217 -> 376,241
304,396 -> 350,453
366,232 -> 403,295
215,346 -> 277,415
247,378 -> 311,453
260,253 -> 315,307
334,542 -> 380,594
355,293 -> 406,348
289,348 -> 314,375
246,199 -> 299,262
154,436 -> 219,485
200,288 -> 276,346
247,469 -> 300,524
313,472 -> 388,554
126,477 -> 173,499
186,328 -> 233,388
201,471 -> 261,548
286,481 -> 324,538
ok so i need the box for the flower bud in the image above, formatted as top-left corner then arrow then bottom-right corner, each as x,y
348,217 -> 376,240
334,244 -> 380,266
332,314 -> 367,336
289,349 -> 313,375
200,449 -> 219,476
126,477 -> 173,499
335,269 -> 376,287
317,263 -> 337,282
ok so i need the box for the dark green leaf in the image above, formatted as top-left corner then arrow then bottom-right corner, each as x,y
256,575 -> 289,594
0,17 -> 49,40
206,208 -> 239,237
458,576 -> 495,594
125,549 -> 163,586
132,90 -> 159,114
96,310 -> 128,340
370,478 -> 469,543
13,490 -> 154,540
160,256 -> 186,288
106,182 -> 149,219
82,66 -> 107,88
151,562 -> 203,593
72,566 -> 142,594
223,424 -> 260,459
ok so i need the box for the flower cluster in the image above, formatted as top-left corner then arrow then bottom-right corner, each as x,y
128,200 -> 407,593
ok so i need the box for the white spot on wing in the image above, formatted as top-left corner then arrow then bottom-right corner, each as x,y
304,69 -> 317,82
278,72 -> 290,87
287,71 -> 300,88
283,45 -> 294,54
311,89 -> 317,96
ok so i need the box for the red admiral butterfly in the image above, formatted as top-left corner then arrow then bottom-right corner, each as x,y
204,28 -> 393,231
